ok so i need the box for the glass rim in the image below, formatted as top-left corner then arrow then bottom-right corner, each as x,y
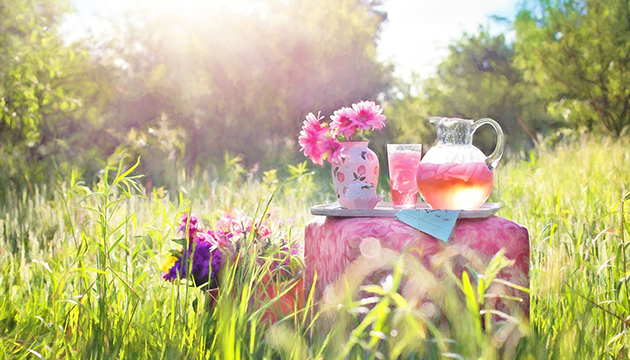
387,144 -> 422,152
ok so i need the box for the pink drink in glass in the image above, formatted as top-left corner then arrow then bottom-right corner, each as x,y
416,162 -> 493,210
388,146 -> 422,208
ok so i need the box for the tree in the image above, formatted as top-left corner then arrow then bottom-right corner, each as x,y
0,0 -> 99,185
514,0 -> 630,135
0,0 -> 394,189
387,29 -> 549,152
91,0 -> 394,177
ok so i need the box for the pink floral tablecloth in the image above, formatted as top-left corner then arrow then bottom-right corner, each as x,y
304,215 -> 529,316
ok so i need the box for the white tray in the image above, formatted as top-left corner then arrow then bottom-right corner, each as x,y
310,201 -> 502,219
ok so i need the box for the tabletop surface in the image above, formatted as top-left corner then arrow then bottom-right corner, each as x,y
311,201 -> 503,219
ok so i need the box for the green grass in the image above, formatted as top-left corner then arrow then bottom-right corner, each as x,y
0,136 -> 629,359
496,136 -> 630,359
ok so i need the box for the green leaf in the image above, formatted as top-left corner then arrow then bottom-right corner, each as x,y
113,157 -> 141,185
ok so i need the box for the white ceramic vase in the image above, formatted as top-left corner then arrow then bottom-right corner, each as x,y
331,141 -> 379,206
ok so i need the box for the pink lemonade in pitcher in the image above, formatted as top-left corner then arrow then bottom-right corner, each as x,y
388,150 -> 422,207
417,117 -> 504,211
416,161 -> 493,210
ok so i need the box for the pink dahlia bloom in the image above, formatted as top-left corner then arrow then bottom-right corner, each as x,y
351,101 -> 387,131
298,112 -> 326,166
321,136 -> 343,165
329,107 -> 356,139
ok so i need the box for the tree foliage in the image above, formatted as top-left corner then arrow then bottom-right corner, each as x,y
0,0 -> 93,184
387,29 -> 550,152
388,0 -> 630,152
514,0 -> 630,135
93,0 -> 393,174
0,0 -> 393,188
4,0 -> 629,191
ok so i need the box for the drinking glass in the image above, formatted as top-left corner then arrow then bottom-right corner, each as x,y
387,144 -> 422,208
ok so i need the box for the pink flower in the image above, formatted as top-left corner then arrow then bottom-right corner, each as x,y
206,230 -> 234,252
178,213 -> 201,240
216,213 -> 237,235
321,136 -> 343,165
298,112 -> 326,166
330,107 -> 357,139
216,211 -> 252,239
298,101 -> 387,166
214,210 -> 271,247
277,218 -> 294,227
351,101 -> 387,131
357,165 -> 366,175
302,112 -> 325,135
257,224 -> 271,239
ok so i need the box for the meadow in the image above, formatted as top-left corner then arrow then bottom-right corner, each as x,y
1,135 -> 629,359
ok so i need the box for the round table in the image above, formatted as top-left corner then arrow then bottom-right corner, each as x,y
304,215 -> 530,317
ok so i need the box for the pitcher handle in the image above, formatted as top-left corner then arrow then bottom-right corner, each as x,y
472,118 -> 504,170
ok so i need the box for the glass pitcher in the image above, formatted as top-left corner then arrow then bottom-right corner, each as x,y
415,117 -> 504,210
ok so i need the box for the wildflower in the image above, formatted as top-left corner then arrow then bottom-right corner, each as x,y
178,213 -> 200,240
216,211 -> 256,239
206,229 -> 235,253
216,213 -> 240,237
163,210 -> 298,291
163,236 -> 224,286
277,218 -> 294,227
282,242 -> 302,267
257,223 -> 272,239
160,255 -> 179,273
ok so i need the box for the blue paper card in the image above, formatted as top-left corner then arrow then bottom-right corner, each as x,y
395,209 -> 461,242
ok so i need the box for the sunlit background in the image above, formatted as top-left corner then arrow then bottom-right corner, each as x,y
67,0 -> 520,81
46,0 -> 524,187
1,0 -> 626,191
2,1 -> 630,358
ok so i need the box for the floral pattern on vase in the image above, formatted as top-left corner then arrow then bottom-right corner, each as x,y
331,141 -> 379,206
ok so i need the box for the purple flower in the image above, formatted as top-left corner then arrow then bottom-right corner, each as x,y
283,242 -> 302,266
163,235 -> 224,286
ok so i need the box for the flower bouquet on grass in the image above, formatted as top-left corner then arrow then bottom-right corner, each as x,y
161,214 -> 223,289
161,211 -> 304,321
